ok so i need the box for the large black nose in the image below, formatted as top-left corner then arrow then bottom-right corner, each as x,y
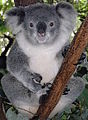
36,21 -> 47,34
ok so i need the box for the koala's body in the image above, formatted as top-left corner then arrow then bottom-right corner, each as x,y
1,2 -> 85,119
6,2 -> 77,91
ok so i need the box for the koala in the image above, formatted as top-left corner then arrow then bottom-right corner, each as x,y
1,2 -> 85,119
5,2 -> 77,92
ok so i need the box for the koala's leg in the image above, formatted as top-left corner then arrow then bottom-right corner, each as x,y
48,77 -> 85,119
1,73 -> 40,119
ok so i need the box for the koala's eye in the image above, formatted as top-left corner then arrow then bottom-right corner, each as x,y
29,22 -> 34,28
49,21 -> 54,27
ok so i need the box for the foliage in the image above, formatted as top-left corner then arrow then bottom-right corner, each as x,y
0,0 -> 14,34
0,0 -> 14,55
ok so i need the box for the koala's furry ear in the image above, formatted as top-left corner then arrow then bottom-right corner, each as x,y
56,2 -> 77,30
5,7 -> 25,34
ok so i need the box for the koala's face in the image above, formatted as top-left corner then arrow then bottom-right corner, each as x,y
6,2 -> 77,46
24,6 -> 60,45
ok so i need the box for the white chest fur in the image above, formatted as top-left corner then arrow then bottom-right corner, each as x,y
29,52 -> 63,84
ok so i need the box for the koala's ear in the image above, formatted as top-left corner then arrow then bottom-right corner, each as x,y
56,2 -> 77,30
6,7 -> 25,34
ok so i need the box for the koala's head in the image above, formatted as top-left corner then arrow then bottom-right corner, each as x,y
6,2 -> 77,45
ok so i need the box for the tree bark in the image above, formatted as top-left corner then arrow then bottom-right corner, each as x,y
31,16 -> 88,120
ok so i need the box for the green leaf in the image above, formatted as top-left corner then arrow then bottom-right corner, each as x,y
79,88 -> 88,107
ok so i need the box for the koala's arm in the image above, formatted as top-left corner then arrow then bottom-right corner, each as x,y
7,42 -> 42,92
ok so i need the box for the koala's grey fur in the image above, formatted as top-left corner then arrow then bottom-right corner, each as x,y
1,2 -> 85,119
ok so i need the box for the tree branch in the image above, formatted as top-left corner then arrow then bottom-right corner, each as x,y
31,16 -> 88,120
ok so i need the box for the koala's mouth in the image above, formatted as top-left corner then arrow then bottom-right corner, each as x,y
36,33 -> 48,44
37,37 -> 46,43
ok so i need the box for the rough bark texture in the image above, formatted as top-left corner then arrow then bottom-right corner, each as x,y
31,16 -> 88,120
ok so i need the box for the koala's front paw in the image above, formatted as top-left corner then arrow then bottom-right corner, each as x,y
32,73 -> 42,84
77,52 -> 87,65
63,85 -> 70,95
27,73 -> 42,93
62,44 -> 70,58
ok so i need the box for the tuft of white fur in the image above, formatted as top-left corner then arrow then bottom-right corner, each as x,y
5,14 -> 23,34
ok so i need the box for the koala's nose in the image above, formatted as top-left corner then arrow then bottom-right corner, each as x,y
38,32 -> 45,37
36,21 -> 47,35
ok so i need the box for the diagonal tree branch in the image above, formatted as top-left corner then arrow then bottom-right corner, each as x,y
31,16 -> 88,120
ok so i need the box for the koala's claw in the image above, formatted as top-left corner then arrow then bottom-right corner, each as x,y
27,73 -> 42,93
46,83 -> 52,89
62,44 -> 70,58
63,85 -> 70,95
32,73 -> 42,84
77,52 -> 87,65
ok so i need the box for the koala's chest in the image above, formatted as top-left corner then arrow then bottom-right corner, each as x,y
29,54 -> 62,84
